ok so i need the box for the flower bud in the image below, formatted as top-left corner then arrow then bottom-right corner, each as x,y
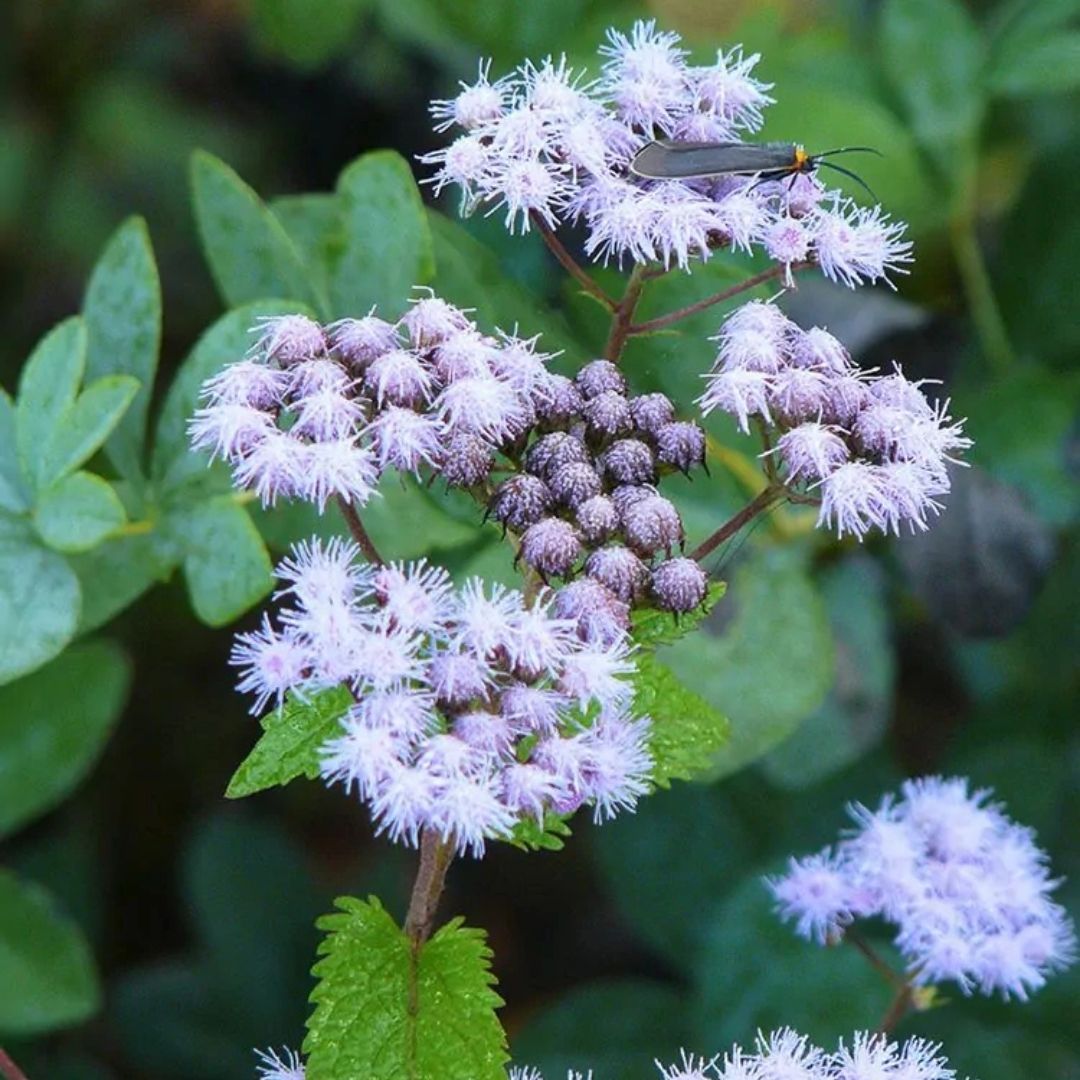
489,473 -> 553,531
623,494 -> 683,556
533,374 -> 585,427
440,433 -> 495,488
610,484 -> 654,520
655,421 -> 706,475
329,315 -> 400,370
553,577 -> 630,646
650,557 -> 708,613
575,495 -> 619,544
401,296 -> 473,348
549,461 -> 603,510
583,390 -> 633,439
584,545 -> 649,603
600,438 -> 656,485
520,517 -> 582,578
365,348 -> 433,409
629,392 -> 675,436
575,359 -> 627,399
253,314 -> 326,364
525,431 -> 590,481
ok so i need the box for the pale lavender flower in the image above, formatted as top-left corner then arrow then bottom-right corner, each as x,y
429,61 -> 510,132
254,1047 -> 305,1080
188,402 -> 275,463
367,406 -> 443,475
767,852 -> 854,944
290,385 -> 365,442
435,374 -> 529,444
431,330 -> 498,383
482,156 -> 570,233
429,772 -> 518,856
201,360 -> 289,410
230,615 -> 309,715
328,312 -> 400,368
600,20 -> 689,133
319,719 -> 405,799
691,45 -> 773,131
762,212 -> 812,285
656,1050 -> 718,1080
815,461 -> 890,540
297,437 -> 379,512
274,536 -> 368,609
364,347 -> 433,408
401,294 -> 474,347
251,314 -> 325,363
576,712 -> 653,822
232,429 -> 307,506
812,198 -> 913,288
373,559 -> 455,636
773,423 -> 850,483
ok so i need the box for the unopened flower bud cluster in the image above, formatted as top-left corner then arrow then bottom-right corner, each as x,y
489,356 -> 711,626
769,776 -> 1076,1001
231,539 -> 653,857
189,296 -> 573,511
698,301 -> 971,539
425,20 -> 911,283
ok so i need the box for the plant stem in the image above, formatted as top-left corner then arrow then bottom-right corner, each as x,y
626,264 -> 790,336
877,981 -> 915,1035
688,484 -> 785,563
950,216 -> 1014,375
404,828 -> 454,947
603,265 -> 649,362
336,497 -> 385,565
845,928 -> 906,988
531,213 -> 617,312
0,1048 -> 29,1080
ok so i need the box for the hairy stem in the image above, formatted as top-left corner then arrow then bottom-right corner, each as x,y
336,497 -> 385,565
404,828 -> 454,946
689,484 -> 785,563
877,981 -> 915,1035
603,265 -> 650,362
0,1048 -> 29,1080
627,263 -> 792,336
532,213 -> 617,311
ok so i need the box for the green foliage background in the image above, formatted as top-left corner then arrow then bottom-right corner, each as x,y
0,0 -> 1077,1077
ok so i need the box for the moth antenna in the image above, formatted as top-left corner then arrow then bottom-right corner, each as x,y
816,160 -> 879,202
814,146 -> 883,159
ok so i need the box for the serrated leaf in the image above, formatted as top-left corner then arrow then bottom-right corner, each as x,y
39,375 -> 140,489
153,300 -> 314,491
0,389 -> 30,513
0,641 -> 130,839
191,151 -> 320,313
32,471 -> 126,553
82,217 -> 161,482
509,812 -> 572,852
0,869 -> 100,1034
166,496 -> 272,626
15,318 -> 86,492
634,654 -> 730,787
631,581 -> 726,649
305,897 -> 507,1080
329,151 -> 434,319
0,532 -> 81,685
226,687 -> 353,798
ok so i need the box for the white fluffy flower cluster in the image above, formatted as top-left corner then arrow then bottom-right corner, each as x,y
424,20 -> 911,280
769,776 -> 1077,1001
698,301 -> 971,540
231,539 -> 653,857
512,1029 -> 958,1080
188,297 -> 568,511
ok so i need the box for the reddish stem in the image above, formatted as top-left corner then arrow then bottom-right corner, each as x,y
689,485 -> 785,563
403,828 -> 454,947
531,213 -> 617,311
0,1048 -> 29,1080
336,497 -> 385,565
603,265 -> 649,362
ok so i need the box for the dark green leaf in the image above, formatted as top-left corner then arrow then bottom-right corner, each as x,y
166,496 -> 273,626
0,389 -> 29,513
270,193 -> 343,308
0,641 -> 130,839
329,151 -> 434,319
305,897 -> 507,1080
15,318 -> 85,493
658,548 -> 833,780
226,687 -> 353,798
988,0 -> 1080,97
634,654 -> 730,787
0,870 -> 100,1034
630,581 -> 726,649
32,472 -> 126,554
512,979 -> 689,1080
82,217 -> 161,481
880,0 -> 985,163
0,531 -> 81,685
153,299 -> 313,490
252,0 -> 372,67
508,813 -> 572,852
190,150 -> 319,312
762,556 -> 894,788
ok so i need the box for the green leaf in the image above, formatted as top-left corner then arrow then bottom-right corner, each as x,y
15,318 -> 86,492
226,687 -> 353,798
689,874 -> 888,1050
762,556 -> 894,788
512,979 -> 689,1080
658,549 -> 834,780
167,496 -> 272,626
329,151 -> 434,319
82,217 -> 161,481
631,581 -> 726,649
305,897 -> 507,1080
190,150 -> 320,312
39,375 -> 140,489
153,300 -> 314,491
509,812 -> 572,852
0,532 -> 81,685
988,0 -> 1080,97
0,641 -> 130,839
634,654 -> 730,788
252,0 -> 372,67
0,389 -> 30,513
0,869 -> 100,1034
271,193 -> 342,308
33,472 -> 127,554
880,0 -> 985,163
